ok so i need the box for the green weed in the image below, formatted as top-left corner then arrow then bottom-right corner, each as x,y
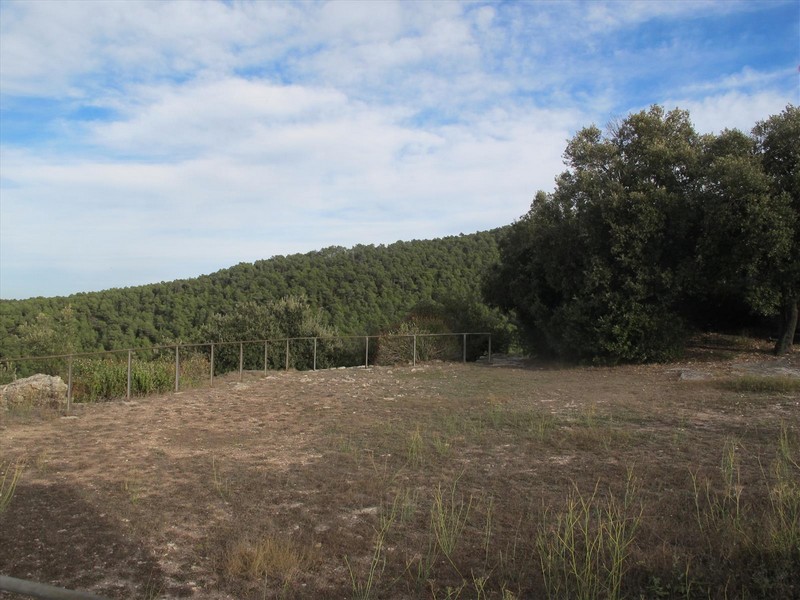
347,498 -> 396,600
432,434 -> 452,457
0,460 -> 24,513
390,487 -> 419,524
123,477 -> 143,504
688,430 -> 800,595
212,456 -> 231,501
0,361 -> 17,385
691,437 -> 745,538
765,423 -> 800,554
536,471 -> 641,600
407,427 -> 424,468
72,354 -> 210,401
431,476 -> 473,562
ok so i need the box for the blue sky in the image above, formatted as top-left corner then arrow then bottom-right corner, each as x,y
1,0 -> 798,299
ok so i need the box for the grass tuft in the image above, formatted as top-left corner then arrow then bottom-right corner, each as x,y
0,460 -> 24,513
225,534 -> 310,585
347,497 -> 397,600
212,455 -> 231,501
431,476 -> 473,562
536,471 -> 641,600
407,427 -> 424,468
765,423 -> 800,554
715,376 -> 800,394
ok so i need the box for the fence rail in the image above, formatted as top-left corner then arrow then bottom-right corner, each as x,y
0,332 -> 492,408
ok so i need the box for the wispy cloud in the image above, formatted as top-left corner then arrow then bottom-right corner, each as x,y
1,0 -> 797,298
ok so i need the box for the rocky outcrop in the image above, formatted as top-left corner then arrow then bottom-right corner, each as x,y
0,374 -> 68,411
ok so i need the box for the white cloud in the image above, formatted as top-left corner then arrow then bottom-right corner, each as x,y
678,66 -> 790,95
88,78 -> 352,156
1,88 -> 578,295
667,90 -> 795,133
1,0 -> 797,298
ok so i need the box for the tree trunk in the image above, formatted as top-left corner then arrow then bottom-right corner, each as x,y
774,298 -> 798,355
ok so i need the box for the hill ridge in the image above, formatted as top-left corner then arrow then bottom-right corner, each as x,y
0,228 -> 507,357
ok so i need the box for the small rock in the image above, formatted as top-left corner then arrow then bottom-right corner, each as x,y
679,370 -> 712,381
352,506 -> 379,516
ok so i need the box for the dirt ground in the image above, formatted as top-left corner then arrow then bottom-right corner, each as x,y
1,339 -> 798,599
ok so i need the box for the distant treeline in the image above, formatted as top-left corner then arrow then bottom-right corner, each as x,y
0,231 -> 513,358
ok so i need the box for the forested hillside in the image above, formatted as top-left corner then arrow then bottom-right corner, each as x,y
0,230 -> 507,357
6,104 -> 795,366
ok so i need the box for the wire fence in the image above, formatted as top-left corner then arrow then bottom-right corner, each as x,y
0,332 -> 492,408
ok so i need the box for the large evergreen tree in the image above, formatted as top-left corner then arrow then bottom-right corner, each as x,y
692,127 -> 795,348
488,106 -> 700,362
488,104 -> 798,363
752,105 -> 799,354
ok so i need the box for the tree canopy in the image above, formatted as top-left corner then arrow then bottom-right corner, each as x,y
488,104 -> 799,363
1,231 -> 511,358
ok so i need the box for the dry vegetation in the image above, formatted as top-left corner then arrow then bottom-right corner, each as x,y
1,336 -> 798,599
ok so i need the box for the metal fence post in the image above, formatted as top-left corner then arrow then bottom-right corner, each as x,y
412,335 -> 417,367
285,339 -> 290,371
239,342 -> 244,381
210,343 -> 215,386
264,341 -> 269,376
174,345 -> 180,393
127,350 -> 132,399
365,336 -> 369,368
67,355 -> 73,411
488,334 -> 492,364
463,333 -> 467,363
313,338 -> 317,371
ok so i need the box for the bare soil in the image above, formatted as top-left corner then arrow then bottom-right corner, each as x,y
1,338 -> 798,599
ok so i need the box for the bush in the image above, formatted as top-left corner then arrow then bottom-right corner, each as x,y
72,353 -> 210,401
201,296 -> 343,372
374,319 -> 461,365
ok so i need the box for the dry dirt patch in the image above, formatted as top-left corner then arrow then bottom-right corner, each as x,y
1,345 -> 798,599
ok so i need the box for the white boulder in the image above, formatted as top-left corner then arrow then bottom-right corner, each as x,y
0,374 -> 68,411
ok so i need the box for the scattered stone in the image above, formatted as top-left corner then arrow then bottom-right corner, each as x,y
667,367 -> 712,381
677,370 -> 712,381
352,506 -> 379,516
0,374 -> 68,412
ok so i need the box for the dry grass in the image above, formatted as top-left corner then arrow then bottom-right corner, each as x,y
224,535 -> 313,585
715,375 -> 800,394
0,343 -> 798,599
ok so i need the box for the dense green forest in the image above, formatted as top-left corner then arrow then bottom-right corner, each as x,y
0,231 -> 510,358
3,104 -> 797,366
488,104 -> 798,362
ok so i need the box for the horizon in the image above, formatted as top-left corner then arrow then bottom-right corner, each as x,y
1,0 -> 799,300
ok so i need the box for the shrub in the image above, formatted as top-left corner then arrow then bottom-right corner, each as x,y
71,353 -> 210,401
374,318 -> 460,365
